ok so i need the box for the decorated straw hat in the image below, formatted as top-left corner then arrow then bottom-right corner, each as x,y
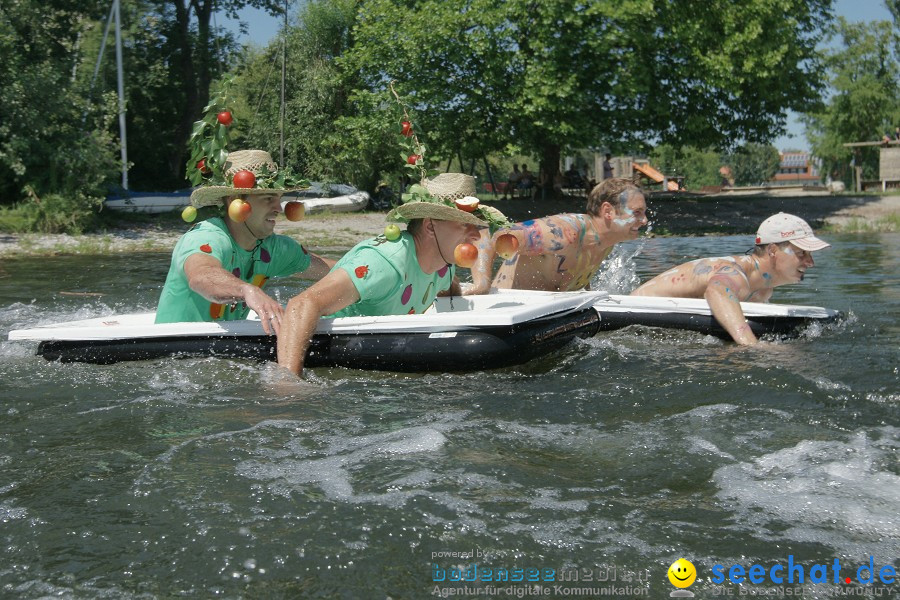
190,150 -> 308,207
386,173 -> 510,231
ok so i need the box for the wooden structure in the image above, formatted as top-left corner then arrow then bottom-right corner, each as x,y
632,162 -> 682,190
841,140 -> 900,192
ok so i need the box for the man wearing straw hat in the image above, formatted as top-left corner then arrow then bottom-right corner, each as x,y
277,173 -> 510,376
155,150 -> 334,333
470,177 -> 649,293
631,212 -> 830,344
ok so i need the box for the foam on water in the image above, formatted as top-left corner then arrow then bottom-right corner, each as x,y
235,425 -> 449,506
713,427 -> 900,558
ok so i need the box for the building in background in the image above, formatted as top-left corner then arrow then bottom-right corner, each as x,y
771,152 -> 820,186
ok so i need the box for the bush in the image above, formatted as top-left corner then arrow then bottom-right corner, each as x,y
0,190 -> 103,234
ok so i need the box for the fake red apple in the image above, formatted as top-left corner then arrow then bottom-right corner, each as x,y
196,158 -> 211,175
455,196 -> 479,212
181,205 -> 197,223
406,154 -> 421,165
217,111 -> 233,126
495,233 -> 519,259
284,201 -> 305,221
384,224 -> 401,241
453,243 -> 478,268
232,170 -> 256,189
400,121 -> 413,137
228,198 -> 251,223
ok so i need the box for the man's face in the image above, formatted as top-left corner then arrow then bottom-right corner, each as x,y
775,242 -> 815,283
610,192 -> 648,240
432,219 -> 481,261
242,194 -> 284,237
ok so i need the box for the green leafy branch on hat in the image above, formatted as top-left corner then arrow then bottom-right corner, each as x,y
254,164 -> 311,190
475,205 -> 512,234
185,77 -> 309,191
186,76 -> 236,187
389,81 -> 439,186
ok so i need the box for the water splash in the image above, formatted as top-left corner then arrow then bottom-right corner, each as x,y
592,240 -> 649,294
712,427 -> 900,558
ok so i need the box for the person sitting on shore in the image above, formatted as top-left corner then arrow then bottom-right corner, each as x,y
155,150 -> 334,333
502,164 -> 521,200
469,178 -> 648,293
277,173 -> 511,377
630,212 -> 830,345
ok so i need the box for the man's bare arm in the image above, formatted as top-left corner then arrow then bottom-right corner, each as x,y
299,253 -> 336,280
276,269 -> 360,376
184,253 -> 284,334
705,273 -> 757,345
468,229 -> 497,295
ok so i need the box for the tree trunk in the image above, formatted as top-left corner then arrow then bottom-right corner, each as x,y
169,0 -> 197,183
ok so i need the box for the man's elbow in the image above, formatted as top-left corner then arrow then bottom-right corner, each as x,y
284,293 -> 310,316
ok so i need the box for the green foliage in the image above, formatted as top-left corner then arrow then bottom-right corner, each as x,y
727,143 -> 782,186
236,0 -> 397,189
649,145 -> 724,189
0,1 -> 120,233
804,17 -> 900,184
344,0 -> 831,182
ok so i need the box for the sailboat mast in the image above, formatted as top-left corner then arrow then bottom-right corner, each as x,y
114,0 -> 128,190
280,0 -> 287,166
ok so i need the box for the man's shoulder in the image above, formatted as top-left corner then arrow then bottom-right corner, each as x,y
545,212 -> 590,227
339,236 -> 409,268
175,218 -> 234,249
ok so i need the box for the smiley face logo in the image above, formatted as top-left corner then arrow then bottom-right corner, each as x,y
667,558 -> 697,588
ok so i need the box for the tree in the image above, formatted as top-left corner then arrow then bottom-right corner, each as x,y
803,17 -> 900,184
153,0 -> 285,184
728,143 -> 782,186
343,0 -> 831,196
649,145 -> 723,189
236,0 -> 400,190
0,0 -> 120,208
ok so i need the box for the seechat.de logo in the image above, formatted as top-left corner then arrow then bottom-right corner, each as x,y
710,556 -> 897,586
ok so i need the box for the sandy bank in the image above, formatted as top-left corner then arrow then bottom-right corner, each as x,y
0,194 -> 897,258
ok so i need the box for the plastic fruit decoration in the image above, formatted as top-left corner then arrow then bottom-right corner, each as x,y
495,233 -> 519,259
384,224 -> 401,241
454,196 -> 479,212
181,206 -> 198,223
406,154 -> 421,165
228,198 -> 251,223
196,158 -> 211,176
453,243 -> 478,268
284,201 -> 305,221
216,111 -> 233,126
400,121 -> 413,137
232,170 -> 256,189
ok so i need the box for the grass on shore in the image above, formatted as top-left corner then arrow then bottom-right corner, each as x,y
821,214 -> 900,233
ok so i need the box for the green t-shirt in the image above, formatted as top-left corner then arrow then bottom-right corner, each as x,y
330,231 -> 455,318
155,218 -> 311,323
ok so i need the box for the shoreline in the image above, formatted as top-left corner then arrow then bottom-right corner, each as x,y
1,194 -> 897,258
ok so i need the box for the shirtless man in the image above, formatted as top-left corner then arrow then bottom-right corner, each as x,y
631,213 -> 830,345
470,178 -> 648,293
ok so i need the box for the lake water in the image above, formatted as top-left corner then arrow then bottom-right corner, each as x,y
1,234 -> 897,599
